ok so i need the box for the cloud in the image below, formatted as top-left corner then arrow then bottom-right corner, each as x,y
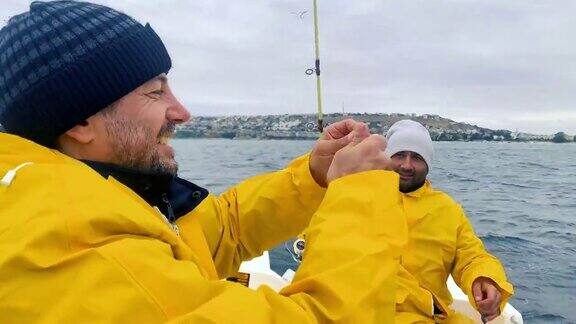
2,0 -> 575,134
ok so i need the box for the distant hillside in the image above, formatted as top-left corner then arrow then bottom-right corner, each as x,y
176,113 -> 571,142
1,114 -> 574,142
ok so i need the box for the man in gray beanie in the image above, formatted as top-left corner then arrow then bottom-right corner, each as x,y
383,119 -> 513,322
0,1 -> 405,322
385,119 -> 434,193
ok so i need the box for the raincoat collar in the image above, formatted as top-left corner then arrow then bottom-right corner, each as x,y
82,160 -> 208,219
82,160 -> 174,204
404,179 -> 432,198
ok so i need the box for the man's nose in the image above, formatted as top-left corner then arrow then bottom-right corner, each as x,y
399,157 -> 414,170
166,95 -> 191,124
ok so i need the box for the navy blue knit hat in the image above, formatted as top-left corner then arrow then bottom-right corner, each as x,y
0,1 -> 172,146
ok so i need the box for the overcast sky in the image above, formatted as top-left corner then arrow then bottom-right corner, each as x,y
3,1 -> 576,134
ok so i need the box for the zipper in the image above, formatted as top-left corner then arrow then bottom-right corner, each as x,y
160,193 -> 180,236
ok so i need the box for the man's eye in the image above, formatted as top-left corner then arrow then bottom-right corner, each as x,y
148,90 -> 164,97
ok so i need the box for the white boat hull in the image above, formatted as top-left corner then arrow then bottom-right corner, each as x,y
240,252 -> 523,324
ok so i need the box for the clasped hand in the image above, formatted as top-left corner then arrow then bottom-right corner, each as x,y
309,119 -> 390,186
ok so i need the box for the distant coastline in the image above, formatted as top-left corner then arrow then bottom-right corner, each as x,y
1,113 -> 573,143
175,113 -> 576,143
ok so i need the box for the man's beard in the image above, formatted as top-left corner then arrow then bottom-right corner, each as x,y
396,168 -> 427,193
399,178 -> 426,193
103,115 -> 178,175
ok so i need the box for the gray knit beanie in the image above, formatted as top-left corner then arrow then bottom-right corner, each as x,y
384,120 -> 434,169
0,1 -> 172,146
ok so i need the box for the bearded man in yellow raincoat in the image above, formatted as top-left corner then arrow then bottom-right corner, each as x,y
383,120 -> 514,323
0,1 -> 407,322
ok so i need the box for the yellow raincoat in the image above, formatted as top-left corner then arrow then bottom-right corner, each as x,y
395,180 -> 514,322
0,133 -> 407,323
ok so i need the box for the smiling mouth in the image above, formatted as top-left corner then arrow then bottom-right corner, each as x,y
157,133 -> 174,145
157,123 -> 177,145
399,173 -> 414,180
157,134 -> 173,145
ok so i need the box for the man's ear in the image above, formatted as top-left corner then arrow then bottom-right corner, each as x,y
62,118 -> 96,144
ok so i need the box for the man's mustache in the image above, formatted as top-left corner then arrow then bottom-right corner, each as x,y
158,123 -> 176,138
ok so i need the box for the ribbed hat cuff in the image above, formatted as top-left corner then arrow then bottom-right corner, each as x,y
385,143 -> 433,170
1,23 -> 171,147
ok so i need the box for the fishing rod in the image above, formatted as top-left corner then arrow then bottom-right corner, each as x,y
305,0 -> 324,133
287,0 -> 323,261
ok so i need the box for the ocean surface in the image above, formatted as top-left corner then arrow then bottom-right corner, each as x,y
174,138 -> 576,323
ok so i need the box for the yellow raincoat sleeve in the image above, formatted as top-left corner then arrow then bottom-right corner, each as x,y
63,171 -> 404,323
178,154 -> 327,278
451,206 -> 514,311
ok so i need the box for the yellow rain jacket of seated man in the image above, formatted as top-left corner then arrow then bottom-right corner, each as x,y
395,181 -> 514,322
0,133 -> 407,323
382,120 -> 514,323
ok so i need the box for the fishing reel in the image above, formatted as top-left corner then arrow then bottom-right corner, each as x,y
293,238 -> 305,260
286,238 -> 306,263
